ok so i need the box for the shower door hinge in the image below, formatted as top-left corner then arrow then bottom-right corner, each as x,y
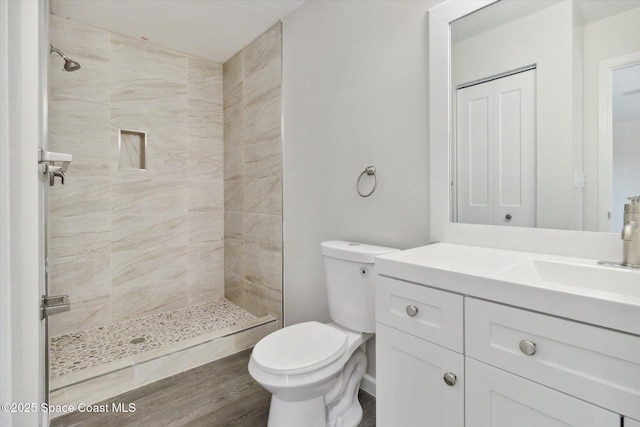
41,294 -> 71,319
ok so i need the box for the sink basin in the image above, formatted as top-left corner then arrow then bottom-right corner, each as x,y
499,259 -> 640,298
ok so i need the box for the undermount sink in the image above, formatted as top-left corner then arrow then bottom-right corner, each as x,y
499,259 -> 640,298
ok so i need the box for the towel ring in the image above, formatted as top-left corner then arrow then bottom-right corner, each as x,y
356,166 -> 377,197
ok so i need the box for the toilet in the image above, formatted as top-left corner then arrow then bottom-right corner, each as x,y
248,240 -> 399,427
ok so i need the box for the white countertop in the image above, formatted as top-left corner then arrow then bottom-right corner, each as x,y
375,243 -> 640,336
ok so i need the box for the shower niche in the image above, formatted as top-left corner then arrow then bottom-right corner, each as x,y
118,129 -> 146,170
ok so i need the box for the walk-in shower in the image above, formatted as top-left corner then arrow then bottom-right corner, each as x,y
46,13 -> 283,414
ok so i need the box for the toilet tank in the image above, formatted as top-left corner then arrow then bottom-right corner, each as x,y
321,241 -> 399,333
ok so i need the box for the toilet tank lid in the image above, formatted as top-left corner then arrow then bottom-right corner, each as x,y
321,241 -> 399,263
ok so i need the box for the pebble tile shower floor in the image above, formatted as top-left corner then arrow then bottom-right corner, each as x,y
49,299 -> 257,378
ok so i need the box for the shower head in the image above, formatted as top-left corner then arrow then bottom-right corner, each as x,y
49,44 -> 81,72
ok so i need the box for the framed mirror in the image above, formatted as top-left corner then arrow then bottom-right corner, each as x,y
446,0 -> 640,233
428,0 -> 620,260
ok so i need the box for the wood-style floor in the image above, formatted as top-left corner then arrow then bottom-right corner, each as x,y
50,348 -> 376,427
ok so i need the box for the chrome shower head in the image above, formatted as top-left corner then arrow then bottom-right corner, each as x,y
49,44 -> 81,72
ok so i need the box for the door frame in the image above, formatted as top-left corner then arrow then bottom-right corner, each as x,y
598,51 -> 640,232
0,0 -> 46,425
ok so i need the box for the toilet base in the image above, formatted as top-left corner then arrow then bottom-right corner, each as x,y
265,348 -> 367,427
268,395 -> 327,427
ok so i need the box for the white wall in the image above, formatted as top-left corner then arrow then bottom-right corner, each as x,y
282,0 -> 440,387
451,1 -> 578,230
282,0 -> 438,326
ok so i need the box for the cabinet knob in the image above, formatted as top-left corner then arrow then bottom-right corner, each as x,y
443,372 -> 457,386
519,340 -> 537,356
406,305 -> 418,317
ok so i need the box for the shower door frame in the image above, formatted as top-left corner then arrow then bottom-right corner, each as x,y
0,0 -> 48,426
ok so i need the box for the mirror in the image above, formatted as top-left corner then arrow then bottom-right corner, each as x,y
450,0 -> 640,232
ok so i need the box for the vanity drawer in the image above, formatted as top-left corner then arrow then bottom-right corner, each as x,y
465,297 -> 640,420
376,276 -> 463,352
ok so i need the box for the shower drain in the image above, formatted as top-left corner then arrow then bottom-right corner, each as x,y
129,337 -> 146,344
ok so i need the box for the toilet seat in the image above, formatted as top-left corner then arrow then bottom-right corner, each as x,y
252,321 -> 348,375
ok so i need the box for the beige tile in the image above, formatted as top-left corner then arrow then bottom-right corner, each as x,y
189,116 -> 224,141
224,237 -> 244,279
188,211 -> 224,245
188,57 -> 223,122
224,143 -> 244,181
224,179 -> 244,213
48,214 -> 111,258
243,93 -> 281,146
245,281 -> 282,320
234,320 -> 277,349
245,242 -> 282,292
224,212 -> 244,239
48,293 -> 112,337
49,366 -> 135,409
224,123 -> 243,151
243,22 -> 282,82
111,179 -> 187,216
48,99 -> 112,168
112,279 -> 189,322
111,213 -> 188,252
110,35 -> 187,118
188,241 -> 224,278
188,273 -> 225,304
244,34 -> 281,111
49,16 -> 111,105
111,246 -> 188,288
187,119 -> 224,180
244,135 -> 282,180
244,176 -> 282,215
188,150 -> 224,181
223,82 -> 243,126
133,334 -> 236,386
223,50 -> 243,93
49,175 -> 111,217
188,180 -> 224,212
224,274 -> 245,309
245,213 -> 282,252
48,255 -> 111,298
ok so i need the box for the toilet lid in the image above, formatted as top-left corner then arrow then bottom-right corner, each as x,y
252,321 -> 348,375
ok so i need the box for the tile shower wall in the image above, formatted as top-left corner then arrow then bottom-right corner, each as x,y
48,15 -> 224,336
223,23 -> 283,324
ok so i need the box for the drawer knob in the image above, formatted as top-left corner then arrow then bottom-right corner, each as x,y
406,305 -> 418,317
519,340 -> 537,356
443,372 -> 457,386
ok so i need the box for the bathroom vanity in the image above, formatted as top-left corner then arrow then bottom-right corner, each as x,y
374,243 -> 640,427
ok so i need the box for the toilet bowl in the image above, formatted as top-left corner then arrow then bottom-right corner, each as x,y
249,322 -> 371,427
248,241 -> 399,427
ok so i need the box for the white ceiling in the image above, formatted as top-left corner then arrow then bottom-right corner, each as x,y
50,0 -> 305,63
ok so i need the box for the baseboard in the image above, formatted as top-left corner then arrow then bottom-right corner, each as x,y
360,373 -> 376,397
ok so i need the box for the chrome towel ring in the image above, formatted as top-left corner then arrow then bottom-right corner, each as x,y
356,166 -> 377,197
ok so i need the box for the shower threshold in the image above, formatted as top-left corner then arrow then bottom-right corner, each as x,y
48,299 -> 276,411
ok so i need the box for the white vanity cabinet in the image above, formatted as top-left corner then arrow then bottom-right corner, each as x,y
376,324 -> 464,426
466,297 -> 640,420
375,275 -> 640,427
465,358 -> 619,427
376,276 -> 464,426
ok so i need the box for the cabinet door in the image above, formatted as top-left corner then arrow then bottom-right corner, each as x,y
376,323 -> 463,427
466,358 -> 620,427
